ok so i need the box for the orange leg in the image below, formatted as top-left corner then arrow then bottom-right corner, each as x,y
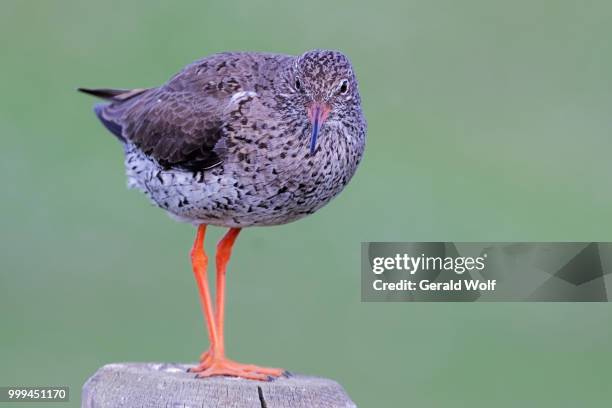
187,225 -> 217,371
190,227 -> 285,380
214,227 -> 241,358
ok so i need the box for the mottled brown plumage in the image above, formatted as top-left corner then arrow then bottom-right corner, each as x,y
86,53 -> 292,171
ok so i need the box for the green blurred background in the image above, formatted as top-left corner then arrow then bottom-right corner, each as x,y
2,1 -> 612,406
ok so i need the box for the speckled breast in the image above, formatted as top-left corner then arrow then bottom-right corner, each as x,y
124,118 -> 365,228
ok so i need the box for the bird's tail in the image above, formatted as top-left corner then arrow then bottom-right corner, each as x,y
79,87 -> 148,143
77,87 -> 147,102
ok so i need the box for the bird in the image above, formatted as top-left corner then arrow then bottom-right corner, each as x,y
79,49 -> 367,381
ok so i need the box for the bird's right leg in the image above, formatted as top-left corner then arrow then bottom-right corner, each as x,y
186,225 -> 218,372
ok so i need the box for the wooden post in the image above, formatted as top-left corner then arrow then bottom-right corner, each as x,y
82,363 -> 357,407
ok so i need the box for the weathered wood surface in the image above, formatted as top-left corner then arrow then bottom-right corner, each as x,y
82,363 -> 357,408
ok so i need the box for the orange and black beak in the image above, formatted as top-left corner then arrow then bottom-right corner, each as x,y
307,102 -> 331,154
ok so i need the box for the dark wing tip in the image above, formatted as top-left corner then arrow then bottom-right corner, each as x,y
78,87 -> 123,99
78,87 -> 147,101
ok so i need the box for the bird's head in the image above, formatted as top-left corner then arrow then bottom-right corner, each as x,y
281,49 -> 361,154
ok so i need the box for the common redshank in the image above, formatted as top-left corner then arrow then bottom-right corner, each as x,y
79,49 -> 366,380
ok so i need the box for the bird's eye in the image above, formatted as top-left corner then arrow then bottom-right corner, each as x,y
295,78 -> 302,91
339,80 -> 349,95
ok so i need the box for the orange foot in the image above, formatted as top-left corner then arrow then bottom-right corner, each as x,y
190,357 -> 285,381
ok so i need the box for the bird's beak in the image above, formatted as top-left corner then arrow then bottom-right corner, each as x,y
307,102 -> 331,154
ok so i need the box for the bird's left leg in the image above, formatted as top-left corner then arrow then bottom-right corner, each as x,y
193,227 -> 285,381
186,225 -> 219,372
